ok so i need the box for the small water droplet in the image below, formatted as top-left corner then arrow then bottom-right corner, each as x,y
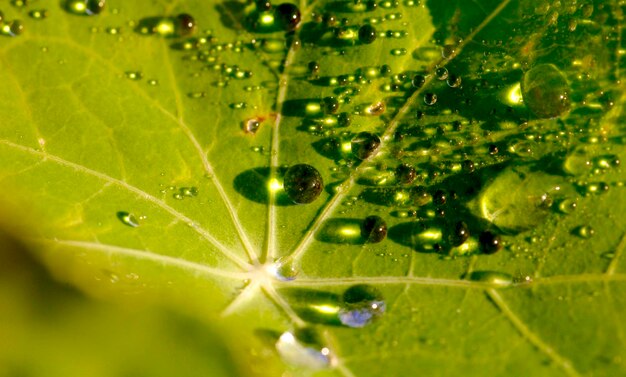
573,225 -> 594,239
65,0 -> 105,16
424,93 -> 437,105
29,9 -> 48,20
479,231 -> 502,254
125,71 -> 143,80
339,284 -> 386,328
116,211 -> 139,227
244,118 -> 261,134
358,24 -> 377,44
365,101 -> 385,115
351,132 -> 380,159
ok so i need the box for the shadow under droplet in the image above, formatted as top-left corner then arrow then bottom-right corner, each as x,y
233,167 -> 294,206
279,288 -> 343,326
315,218 -> 365,245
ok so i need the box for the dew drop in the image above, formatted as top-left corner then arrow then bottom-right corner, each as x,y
175,13 -> 196,37
275,329 -> 331,370
435,67 -> 448,80
283,164 -> 324,204
275,3 -> 301,31
29,9 -> 48,19
125,71 -> 143,80
366,101 -> 385,116
244,118 -> 261,134
395,163 -> 416,184
424,93 -> 437,105
479,231 -> 502,254
361,215 -> 387,243
450,221 -> 470,246
521,64 -> 570,118
2,20 -> 24,37
66,0 -> 105,16
573,225 -> 594,239
351,132 -> 381,160
411,74 -> 426,88
358,24 -> 377,44
339,284 -> 385,328
116,211 -> 139,227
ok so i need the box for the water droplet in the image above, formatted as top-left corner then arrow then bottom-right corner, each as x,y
283,164 -> 324,204
395,163 -> 416,184
339,284 -> 385,328
450,221 -> 470,246
469,271 -> 513,287
116,211 -> 139,227
521,64 -> 570,118
275,3 -> 301,31
424,93 -> 437,105
390,48 -> 407,56
411,74 -> 426,88
435,67 -> 448,80
29,9 -> 48,20
573,225 -> 594,239
2,20 -> 24,36
361,215 -> 387,243
442,44 -> 456,58
270,259 -> 298,281
308,60 -> 320,74
366,101 -> 385,116
175,13 -> 196,37
125,71 -> 143,80
358,24 -> 377,44
65,0 -> 105,16
446,74 -> 461,88
351,132 -> 380,159
275,329 -> 331,370
322,96 -> 339,114
244,118 -> 261,134
479,231 -> 502,254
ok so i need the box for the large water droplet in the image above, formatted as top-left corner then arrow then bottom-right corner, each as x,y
339,284 -> 385,328
283,164 -> 324,204
521,64 -> 570,118
275,328 -> 332,370
361,215 -> 387,243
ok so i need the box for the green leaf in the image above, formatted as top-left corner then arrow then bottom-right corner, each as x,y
1,0 -> 625,376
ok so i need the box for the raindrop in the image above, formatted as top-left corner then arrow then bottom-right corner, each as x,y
244,118 -> 261,134
450,221 -> 470,246
411,74 -> 425,88
358,24 -> 377,44
65,0 -> 105,16
117,211 -> 139,227
275,3 -> 301,31
361,215 -> 387,243
424,93 -> 437,105
275,328 -> 331,370
479,231 -> 502,254
435,67 -> 448,80
29,9 -> 48,19
283,164 -> 324,204
351,132 -> 381,160
339,284 -> 385,328
573,225 -> 594,239
395,163 -> 416,184
521,64 -> 570,118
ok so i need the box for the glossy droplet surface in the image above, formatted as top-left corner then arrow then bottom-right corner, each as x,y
521,64 -> 570,118
283,164 -> 324,204
358,24 -> 376,44
339,284 -> 385,328
66,0 -> 105,15
361,215 -> 387,243
479,231 -> 502,254
351,132 -> 380,160
411,74 -> 425,88
275,329 -> 331,370
395,163 -> 416,184
117,211 -> 139,227
275,3 -> 301,31
175,13 -> 196,37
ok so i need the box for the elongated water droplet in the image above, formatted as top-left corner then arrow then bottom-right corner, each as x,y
339,284 -> 385,328
275,329 -> 331,370
66,0 -> 105,15
117,211 -> 139,227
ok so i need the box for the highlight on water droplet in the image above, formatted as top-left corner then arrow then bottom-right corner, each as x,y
468,271 -> 513,287
275,328 -> 332,370
65,0 -> 105,16
116,211 -> 139,227
339,284 -> 386,328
